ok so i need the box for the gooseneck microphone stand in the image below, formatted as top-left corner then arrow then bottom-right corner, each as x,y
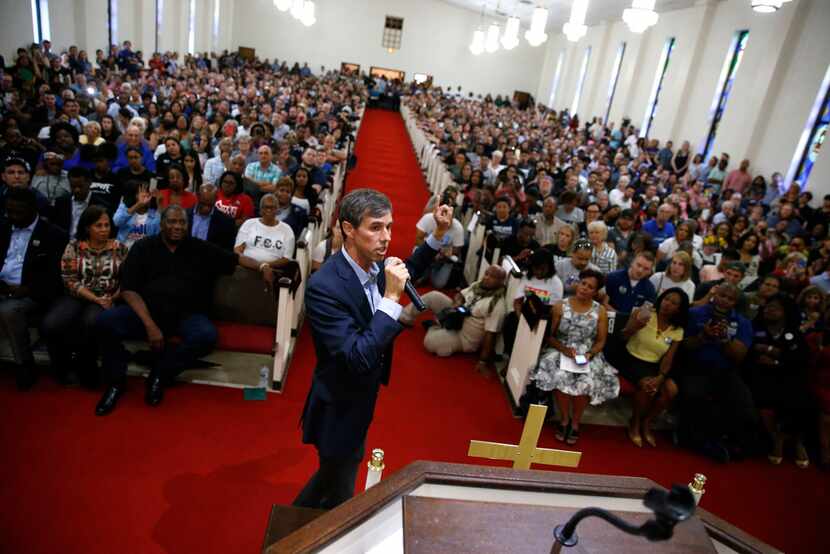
550,485 -> 696,553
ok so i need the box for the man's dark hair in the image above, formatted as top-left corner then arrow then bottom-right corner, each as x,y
125,145 -> 142,156
339,188 -> 392,230
5,187 -> 38,210
518,218 -> 536,230
560,190 -> 577,204
762,274 -> 782,288
724,261 -> 746,276
160,204 -> 187,223
50,121 -> 79,144
635,249 -> 656,264
76,205 -> 110,240
94,142 -> 119,161
721,248 -> 740,262
68,167 -> 91,180
619,209 -> 635,220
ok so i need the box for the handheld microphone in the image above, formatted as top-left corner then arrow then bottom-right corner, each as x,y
385,258 -> 426,312
405,279 -> 426,312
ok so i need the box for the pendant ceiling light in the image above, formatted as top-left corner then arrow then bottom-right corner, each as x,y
273,0 -> 291,11
485,22 -> 501,53
290,0 -> 304,19
525,6 -> 549,47
501,16 -> 520,50
623,0 -> 659,33
563,0 -> 589,42
751,0 -> 784,12
300,1 -> 316,26
469,27 -> 485,55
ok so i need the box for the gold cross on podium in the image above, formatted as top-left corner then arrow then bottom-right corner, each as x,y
467,404 -> 581,470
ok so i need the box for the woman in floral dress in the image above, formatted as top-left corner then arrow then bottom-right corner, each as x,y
531,269 -> 619,445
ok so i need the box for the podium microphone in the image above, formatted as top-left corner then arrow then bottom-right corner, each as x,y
550,485 -> 695,553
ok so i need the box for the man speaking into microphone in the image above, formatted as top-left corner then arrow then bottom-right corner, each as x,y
293,188 -> 453,509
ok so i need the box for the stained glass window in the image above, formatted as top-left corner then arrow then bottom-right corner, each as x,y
640,37 -> 676,138
31,0 -> 51,43
548,51 -> 565,109
571,47 -> 591,116
605,42 -> 627,124
187,0 -> 196,55
701,30 -> 749,159
788,64 -> 830,189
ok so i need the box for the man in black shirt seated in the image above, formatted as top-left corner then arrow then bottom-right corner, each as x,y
501,219 -> 540,270
94,205 -> 270,415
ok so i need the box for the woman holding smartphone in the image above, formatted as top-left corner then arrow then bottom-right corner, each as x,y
530,269 -> 619,445
620,289 -> 689,447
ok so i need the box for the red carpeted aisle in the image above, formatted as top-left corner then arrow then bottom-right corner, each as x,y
0,109 -> 826,554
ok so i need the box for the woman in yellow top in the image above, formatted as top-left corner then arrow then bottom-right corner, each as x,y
621,288 -> 689,447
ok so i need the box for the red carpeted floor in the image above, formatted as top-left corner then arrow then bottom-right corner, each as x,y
0,109 -> 826,554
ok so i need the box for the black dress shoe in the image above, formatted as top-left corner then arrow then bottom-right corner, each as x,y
145,376 -> 164,406
95,385 -> 124,416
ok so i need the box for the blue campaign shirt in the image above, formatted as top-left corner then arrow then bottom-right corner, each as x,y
605,268 -> 656,314
0,216 -> 38,286
642,219 -> 675,248
191,209 -> 212,241
686,304 -> 753,370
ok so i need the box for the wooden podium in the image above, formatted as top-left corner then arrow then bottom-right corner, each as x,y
262,461 -> 778,553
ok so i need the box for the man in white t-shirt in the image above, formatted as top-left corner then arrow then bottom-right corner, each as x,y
234,194 -> 296,263
415,211 -> 465,288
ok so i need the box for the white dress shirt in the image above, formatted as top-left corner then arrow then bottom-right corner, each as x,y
341,235 -> 442,321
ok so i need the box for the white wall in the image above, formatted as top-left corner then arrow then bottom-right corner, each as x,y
229,0 -> 547,97
0,0 -> 35,63
49,0 -> 78,54
536,0 -> 830,193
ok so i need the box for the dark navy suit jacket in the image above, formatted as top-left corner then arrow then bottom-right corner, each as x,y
301,242 -> 437,457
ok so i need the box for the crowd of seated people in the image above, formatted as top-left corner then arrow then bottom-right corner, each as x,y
0,39 -> 365,415
404,87 -> 830,469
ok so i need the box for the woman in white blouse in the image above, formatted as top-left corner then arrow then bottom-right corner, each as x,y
649,252 -> 696,301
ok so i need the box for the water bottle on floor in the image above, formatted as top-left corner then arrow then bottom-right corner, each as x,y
258,366 -> 269,389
